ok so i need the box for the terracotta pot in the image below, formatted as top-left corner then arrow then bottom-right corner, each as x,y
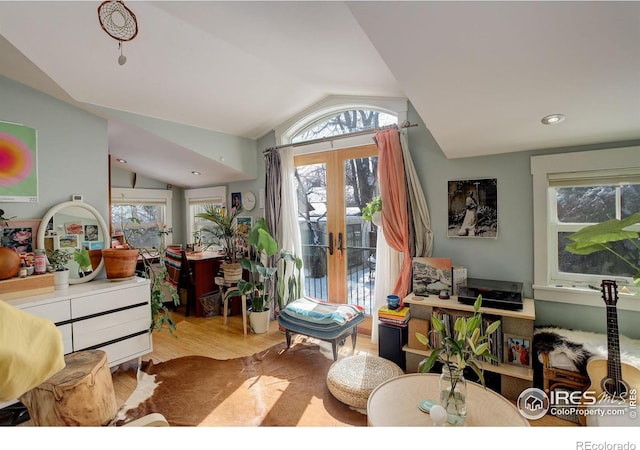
89,250 -> 103,270
101,248 -> 139,280
0,247 -> 21,280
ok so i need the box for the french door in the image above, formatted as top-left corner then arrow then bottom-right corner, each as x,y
294,144 -> 379,334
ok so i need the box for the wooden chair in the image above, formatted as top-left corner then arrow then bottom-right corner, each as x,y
164,248 -> 196,316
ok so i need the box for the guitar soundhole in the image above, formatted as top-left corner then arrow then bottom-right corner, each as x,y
601,377 -> 629,400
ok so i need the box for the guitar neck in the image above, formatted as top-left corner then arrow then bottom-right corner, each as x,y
606,304 -> 623,382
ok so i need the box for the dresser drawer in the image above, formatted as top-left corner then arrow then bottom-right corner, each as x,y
21,300 -> 71,324
71,283 -> 149,318
98,333 -> 152,367
72,304 -> 150,351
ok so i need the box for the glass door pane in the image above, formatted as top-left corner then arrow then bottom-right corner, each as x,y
295,161 -> 329,300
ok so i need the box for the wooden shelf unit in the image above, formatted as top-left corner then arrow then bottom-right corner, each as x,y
402,293 -> 535,401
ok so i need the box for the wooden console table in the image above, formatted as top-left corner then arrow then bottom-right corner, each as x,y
367,373 -> 529,426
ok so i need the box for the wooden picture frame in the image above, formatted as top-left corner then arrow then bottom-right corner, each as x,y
235,216 -> 253,237
1,219 -> 40,253
503,333 -> 532,368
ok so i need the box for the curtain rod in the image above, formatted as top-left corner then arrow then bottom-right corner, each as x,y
264,121 -> 418,153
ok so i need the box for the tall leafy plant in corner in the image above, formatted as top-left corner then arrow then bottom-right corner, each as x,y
565,211 -> 640,287
196,204 -> 243,263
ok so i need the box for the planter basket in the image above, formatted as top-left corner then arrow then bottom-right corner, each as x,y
222,262 -> 242,282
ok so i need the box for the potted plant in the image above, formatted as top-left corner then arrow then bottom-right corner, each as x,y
46,249 -> 73,290
137,224 -> 179,334
415,295 -> 501,425
231,219 -> 303,333
362,195 -> 382,225
196,204 -> 244,281
565,211 -> 640,288
102,211 -> 141,280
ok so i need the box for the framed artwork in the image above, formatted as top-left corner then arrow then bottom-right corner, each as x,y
231,192 -> 242,211
503,334 -> 532,368
235,216 -> 253,237
447,178 -> 497,238
59,235 -> 79,249
0,120 -> 39,203
84,224 -> 99,241
65,222 -> 83,235
1,219 -> 40,253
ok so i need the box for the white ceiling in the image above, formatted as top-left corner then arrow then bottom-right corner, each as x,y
1,1 -> 639,188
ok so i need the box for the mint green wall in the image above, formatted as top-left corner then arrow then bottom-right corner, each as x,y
405,104 -> 640,338
0,76 -> 109,224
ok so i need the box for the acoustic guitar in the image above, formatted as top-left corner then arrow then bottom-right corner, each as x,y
580,280 -> 640,426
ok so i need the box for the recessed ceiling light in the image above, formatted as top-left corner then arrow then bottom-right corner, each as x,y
116,158 -> 127,164
541,114 -> 566,125
191,171 -> 201,175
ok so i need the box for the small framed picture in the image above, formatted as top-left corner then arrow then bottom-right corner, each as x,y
235,216 -> 253,237
1,219 -> 40,253
503,334 -> 532,368
59,235 -> 79,249
65,222 -> 83,235
231,192 -> 242,211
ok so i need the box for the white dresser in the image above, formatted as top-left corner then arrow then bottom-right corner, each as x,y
5,277 -> 153,369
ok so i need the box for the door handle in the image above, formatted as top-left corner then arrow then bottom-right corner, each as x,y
337,232 -> 344,253
328,232 -> 334,255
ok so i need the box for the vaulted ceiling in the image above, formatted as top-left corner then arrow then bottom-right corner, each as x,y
1,1 -> 638,188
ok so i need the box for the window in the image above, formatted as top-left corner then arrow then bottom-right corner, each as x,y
184,186 -> 226,248
531,146 -> 640,311
291,109 -> 397,143
111,188 -> 173,249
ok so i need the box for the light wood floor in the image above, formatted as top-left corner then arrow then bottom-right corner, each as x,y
111,309 -> 577,427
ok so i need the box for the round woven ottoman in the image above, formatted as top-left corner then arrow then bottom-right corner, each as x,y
326,353 -> 403,410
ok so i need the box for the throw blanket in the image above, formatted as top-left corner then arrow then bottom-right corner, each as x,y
284,297 -> 364,325
533,326 -> 640,374
0,301 -> 65,401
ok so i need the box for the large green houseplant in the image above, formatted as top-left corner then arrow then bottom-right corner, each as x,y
227,218 -> 302,333
196,204 -> 244,280
565,211 -> 640,287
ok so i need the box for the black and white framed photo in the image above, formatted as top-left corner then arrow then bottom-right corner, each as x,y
447,178 -> 497,238
503,334 -> 532,368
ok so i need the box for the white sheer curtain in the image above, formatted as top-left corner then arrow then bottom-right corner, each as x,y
279,147 -> 305,299
371,224 -> 402,344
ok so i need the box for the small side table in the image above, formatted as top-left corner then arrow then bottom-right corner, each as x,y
215,277 -> 250,335
367,373 -> 529,426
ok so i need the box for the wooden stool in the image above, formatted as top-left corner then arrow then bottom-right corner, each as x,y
20,350 -> 117,426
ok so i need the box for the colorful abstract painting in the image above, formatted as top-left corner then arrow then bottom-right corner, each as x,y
0,121 -> 38,202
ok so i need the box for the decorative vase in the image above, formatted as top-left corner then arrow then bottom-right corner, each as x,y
0,247 -> 21,280
53,270 -> 70,290
439,365 -> 467,425
101,248 -> 139,280
222,262 -> 242,281
89,250 -> 103,271
372,210 -> 382,226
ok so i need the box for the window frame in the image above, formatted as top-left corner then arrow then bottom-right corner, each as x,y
531,145 -> 640,312
110,187 -> 173,247
184,186 -> 227,249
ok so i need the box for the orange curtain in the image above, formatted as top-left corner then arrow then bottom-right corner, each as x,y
375,129 -> 412,300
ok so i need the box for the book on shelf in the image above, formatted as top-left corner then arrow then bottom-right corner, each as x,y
379,316 -> 410,327
378,305 -> 410,318
412,257 -> 452,296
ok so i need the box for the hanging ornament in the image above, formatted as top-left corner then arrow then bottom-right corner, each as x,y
98,1 -> 138,66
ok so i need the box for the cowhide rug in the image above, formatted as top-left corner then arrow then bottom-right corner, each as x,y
112,341 -> 367,427
533,326 -> 640,374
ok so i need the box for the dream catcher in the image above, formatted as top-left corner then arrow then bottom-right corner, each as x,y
98,1 -> 138,65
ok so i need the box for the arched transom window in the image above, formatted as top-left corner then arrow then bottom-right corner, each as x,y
291,109 -> 397,143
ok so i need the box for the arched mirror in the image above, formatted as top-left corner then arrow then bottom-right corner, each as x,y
37,200 -> 110,284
